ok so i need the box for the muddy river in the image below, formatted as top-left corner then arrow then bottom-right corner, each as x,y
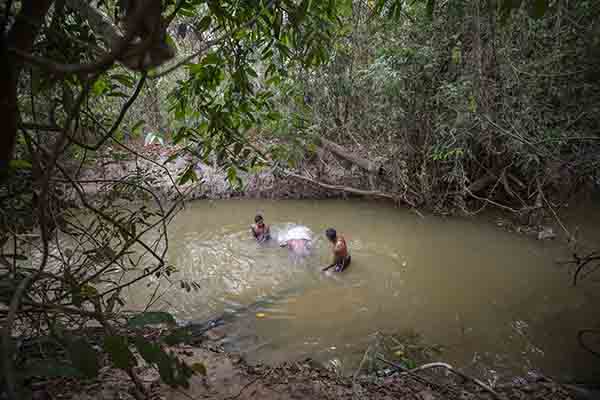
123,199 -> 600,382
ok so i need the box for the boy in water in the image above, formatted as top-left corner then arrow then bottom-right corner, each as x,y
322,228 -> 351,272
251,214 -> 271,243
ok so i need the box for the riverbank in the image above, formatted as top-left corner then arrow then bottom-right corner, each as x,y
69,142 -> 571,242
40,327 -> 576,400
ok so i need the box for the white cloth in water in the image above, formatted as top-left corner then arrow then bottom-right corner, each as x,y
279,225 -> 312,244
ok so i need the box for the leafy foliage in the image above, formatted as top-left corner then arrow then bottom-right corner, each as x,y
0,0 -> 347,397
127,311 -> 177,328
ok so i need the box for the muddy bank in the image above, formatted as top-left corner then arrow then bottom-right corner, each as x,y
48,330 -> 579,400
72,144 -> 341,203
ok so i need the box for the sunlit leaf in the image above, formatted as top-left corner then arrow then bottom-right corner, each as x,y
165,33 -> 178,52
226,166 -> 237,185
9,159 -> 32,170
191,362 -> 207,375
201,53 -> 220,66
92,79 -> 109,96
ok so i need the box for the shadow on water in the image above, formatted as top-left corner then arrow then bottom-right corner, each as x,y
121,199 -> 600,382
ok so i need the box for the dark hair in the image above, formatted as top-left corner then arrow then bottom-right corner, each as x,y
325,228 -> 337,241
255,214 -> 263,223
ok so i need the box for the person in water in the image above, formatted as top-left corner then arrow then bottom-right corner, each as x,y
322,228 -> 351,272
251,214 -> 270,243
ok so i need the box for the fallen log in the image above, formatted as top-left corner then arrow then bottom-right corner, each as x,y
467,173 -> 498,193
317,138 -> 384,176
287,171 -> 424,218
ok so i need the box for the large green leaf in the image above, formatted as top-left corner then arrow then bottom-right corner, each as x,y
127,311 -> 177,328
66,338 -> 100,379
104,335 -> 137,370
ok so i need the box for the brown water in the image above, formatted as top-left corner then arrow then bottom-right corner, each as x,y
123,199 -> 600,382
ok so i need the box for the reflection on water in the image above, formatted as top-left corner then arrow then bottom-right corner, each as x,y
122,199 -> 600,382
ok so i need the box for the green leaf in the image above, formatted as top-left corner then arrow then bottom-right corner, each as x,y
66,338 -> 100,379
131,119 -> 145,136
110,73 -> 135,88
196,15 -> 212,32
163,327 -> 192,346
104,335 -> 137,370
245,66 -> 258,78
108,91 -> 129,98
9,159 -> 32,170
226,166 -> 237,185
165,33 -> 178,52
201,53 -> 220,66
156,351 -> 176,386
426,0 -> 435,20
172,127 -> 188,145
177,165 -> 198,185
92,79 -> 109,96
295,0 -> 311,24
134,335 -> 163,364
191,362 -> 207,376
127,311 -> 177,328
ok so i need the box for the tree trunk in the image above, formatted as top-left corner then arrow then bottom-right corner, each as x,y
1,0 -> 54,174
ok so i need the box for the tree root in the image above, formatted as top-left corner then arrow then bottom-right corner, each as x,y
401,362 -> 501,399
286,171 -> 424,217
377,357 -> 501,400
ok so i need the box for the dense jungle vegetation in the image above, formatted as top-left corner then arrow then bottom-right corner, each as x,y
1,0 -> 599,398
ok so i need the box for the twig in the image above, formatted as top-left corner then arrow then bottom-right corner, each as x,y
466,187 -> 520,213
376,357 -> 445,392
400,362 -> 501,399
536,180 -> 571,239
67,73 -> 147,151
578,329 -> 600,359
1,75 -> 98,400
2,275 -> 34,399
